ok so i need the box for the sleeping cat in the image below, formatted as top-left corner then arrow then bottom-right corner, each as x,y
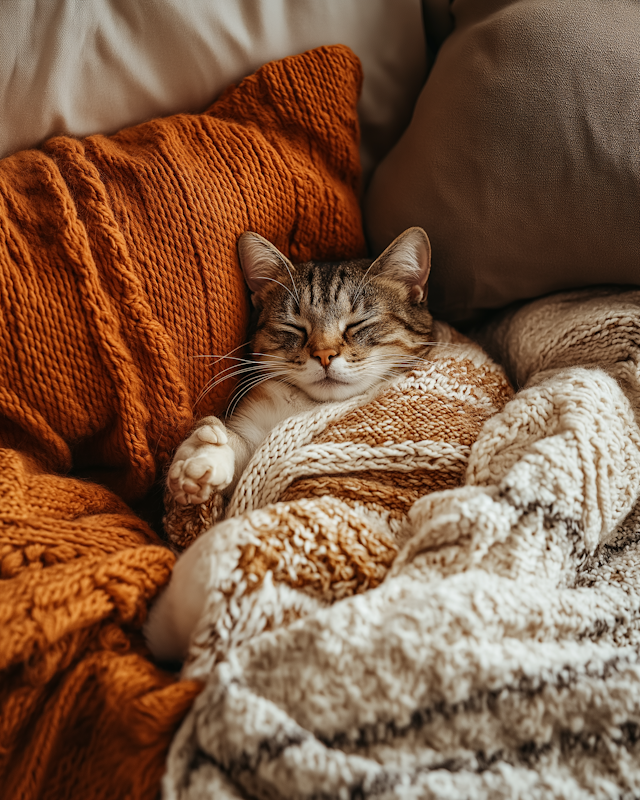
167,226 -> 433,507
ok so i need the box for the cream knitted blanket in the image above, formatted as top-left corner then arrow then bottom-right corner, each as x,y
162,290 -> 640,800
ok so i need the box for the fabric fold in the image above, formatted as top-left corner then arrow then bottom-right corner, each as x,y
162,290 -> 640,799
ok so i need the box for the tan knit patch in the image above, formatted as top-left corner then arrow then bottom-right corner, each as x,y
236,499 -> 398,601
278,359 -> 512,519
314,361 -> 512,449
163,488 -> 225,551
163,336 -> 514,558
281,469 -> 463,520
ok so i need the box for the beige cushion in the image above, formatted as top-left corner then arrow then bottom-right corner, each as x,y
365,0 -> 640,323
0,0 -> 426,179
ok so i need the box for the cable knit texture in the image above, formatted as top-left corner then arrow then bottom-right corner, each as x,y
162,289 -> 640,800
0,44 -> 364,501
0,46 -> 365,800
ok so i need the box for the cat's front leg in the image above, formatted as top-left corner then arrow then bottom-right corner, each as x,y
168,416 -> 246,505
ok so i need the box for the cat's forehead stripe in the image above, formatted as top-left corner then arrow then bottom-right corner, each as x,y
258,257 -> 431,343
294,262 -> 368,311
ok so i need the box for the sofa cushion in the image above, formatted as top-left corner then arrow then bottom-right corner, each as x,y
0,0 -> 426,179
364,0 -> 640,323
0,45 -> 365,501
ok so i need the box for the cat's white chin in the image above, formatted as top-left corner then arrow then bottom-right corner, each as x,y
290,356 -> 384,402
300,375 -> 371,402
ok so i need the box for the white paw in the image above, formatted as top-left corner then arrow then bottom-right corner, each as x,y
168,421 -> 235,505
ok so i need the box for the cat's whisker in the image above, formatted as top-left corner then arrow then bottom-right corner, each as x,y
352,346 -> 467,372
195,363 -> 281,406
225,370 -> 290,417
225,385 -> 262,418
208,356 -> 264,364
205,362 -> 283,390
191,340 -> 252,365
278,259 -> 300,304
255,275 -> 300,309
415,341 -> 471,350
194,351 -> 293,408
250,352 -> 289,361
205,357 -> 288,385
214,354 -> 287,376
227,374 -> 291,418
193,351 -> 288,369
352,263 -> 378,305
230,363 -> 289,384
196,358 -> 264,379
346,360 -> 427,383
201,362 -> 263,387
198,367 -> 288,411
355,356 -> 427,370
225,375 -> 272,408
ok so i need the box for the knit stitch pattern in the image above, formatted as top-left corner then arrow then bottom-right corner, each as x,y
0,46 -> 365,800
0,44 -> 364,502
162,290 -> 640,800
160,325 -> 512,674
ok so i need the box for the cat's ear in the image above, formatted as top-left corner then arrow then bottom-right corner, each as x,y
372,227 -> 431,303
237,232 -> 294,301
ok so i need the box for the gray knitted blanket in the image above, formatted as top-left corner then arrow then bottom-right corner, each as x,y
162,288 -> 640,800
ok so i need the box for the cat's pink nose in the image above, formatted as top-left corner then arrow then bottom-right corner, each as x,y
313,348 -> 338,367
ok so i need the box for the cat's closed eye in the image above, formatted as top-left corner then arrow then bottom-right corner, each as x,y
345,318 -> 374,336
278,323 -> 307,339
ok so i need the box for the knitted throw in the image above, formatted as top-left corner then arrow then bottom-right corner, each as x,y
163,322 -> 511,553
162,289 -> 640,800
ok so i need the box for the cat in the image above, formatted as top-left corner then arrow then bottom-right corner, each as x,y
166,226 -> 434,508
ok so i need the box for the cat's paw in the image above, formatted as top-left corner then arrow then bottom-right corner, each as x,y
168,420 -> 235,505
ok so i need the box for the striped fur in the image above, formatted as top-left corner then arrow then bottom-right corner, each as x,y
238,227 -> 434,403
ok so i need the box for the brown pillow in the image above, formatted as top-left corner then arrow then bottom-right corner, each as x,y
365,0 -> 640,323
0,45 -> 365,500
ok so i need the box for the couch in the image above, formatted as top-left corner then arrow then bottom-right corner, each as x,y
1,2 -> 640,799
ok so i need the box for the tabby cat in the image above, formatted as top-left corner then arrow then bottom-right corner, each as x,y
167,226 -> 433,506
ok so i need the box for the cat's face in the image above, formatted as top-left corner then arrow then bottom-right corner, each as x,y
237,228 -> 433,402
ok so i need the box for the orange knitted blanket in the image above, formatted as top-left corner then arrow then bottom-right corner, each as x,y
0,46 -> 364,800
